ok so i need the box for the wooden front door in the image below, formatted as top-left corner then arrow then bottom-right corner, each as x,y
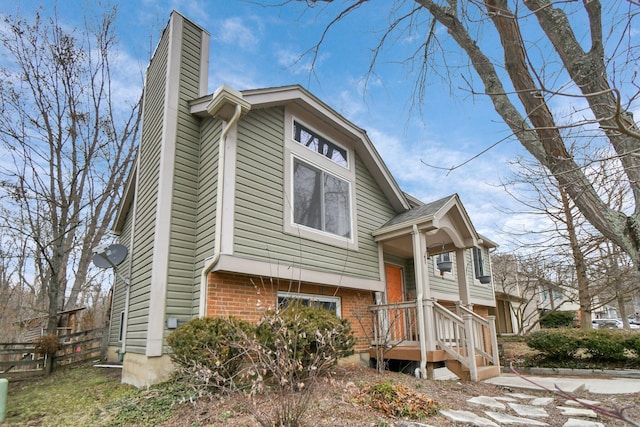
385,264 -> 405,341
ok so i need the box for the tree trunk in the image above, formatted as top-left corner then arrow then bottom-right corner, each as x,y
560,189 -> 592,328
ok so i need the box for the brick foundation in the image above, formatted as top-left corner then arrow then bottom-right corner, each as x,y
206,271 -> 375,351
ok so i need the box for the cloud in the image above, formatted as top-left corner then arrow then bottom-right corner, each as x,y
274,47 -> 322,75
217,17 -> 260,51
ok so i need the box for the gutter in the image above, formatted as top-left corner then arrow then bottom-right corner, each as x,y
198,86 -> 251,317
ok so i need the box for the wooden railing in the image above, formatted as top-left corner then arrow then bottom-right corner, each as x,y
432,302 -> 468,362
0,328 -> 104,379
369,301 -> 419,345
455,304 -> 500,368
370,300 -> 499,381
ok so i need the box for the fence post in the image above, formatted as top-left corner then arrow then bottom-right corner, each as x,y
0,378 -> 7,422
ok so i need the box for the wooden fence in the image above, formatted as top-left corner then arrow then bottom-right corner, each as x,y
0,328 -> 104,380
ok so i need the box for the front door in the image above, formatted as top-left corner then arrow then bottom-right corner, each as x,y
385,264 -> 406,341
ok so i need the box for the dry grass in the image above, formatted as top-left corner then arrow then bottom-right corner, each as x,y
158,363 -> 640,427
4,351 -> 640,427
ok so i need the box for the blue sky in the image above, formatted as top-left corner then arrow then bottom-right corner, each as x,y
0,0 -> 538,247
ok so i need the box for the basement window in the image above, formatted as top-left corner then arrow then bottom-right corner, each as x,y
277,291 -> 341,317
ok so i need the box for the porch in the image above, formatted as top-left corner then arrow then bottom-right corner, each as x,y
370,195 -> 501,381
368,300 -> 501,381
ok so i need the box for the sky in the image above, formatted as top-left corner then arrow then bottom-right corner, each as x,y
0,0 -> 566,248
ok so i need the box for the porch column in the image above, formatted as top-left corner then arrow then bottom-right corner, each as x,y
418,232 -> 436,353
455,248 -> 470,306
411,225 -> 428,379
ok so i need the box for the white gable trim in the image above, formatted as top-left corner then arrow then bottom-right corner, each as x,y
146,12 -> 183,357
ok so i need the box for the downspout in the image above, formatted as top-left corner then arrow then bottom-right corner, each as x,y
412,224 -> 428,378
198,103 -> 244,317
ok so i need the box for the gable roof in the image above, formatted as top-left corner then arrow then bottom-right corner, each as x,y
190,84 -> 411,214
380,195 -> 452,229
372,193 -> 481,250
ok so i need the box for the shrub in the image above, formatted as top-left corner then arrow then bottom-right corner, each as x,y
35,334 -> 59,354
525,329 -> 580,359
579,330 -> 627,361
625,333 -> 640,357
166,316 -> 253,388
539,310 -> 575,328
526,328 -> 640,364
255,305 -> 356,376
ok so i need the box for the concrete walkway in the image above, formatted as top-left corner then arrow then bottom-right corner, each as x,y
484,373 -> 640,395
423,368 -> 640,426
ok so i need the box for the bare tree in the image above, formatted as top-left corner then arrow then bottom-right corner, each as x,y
292,1 -> 640,269
0,7 -> 141,335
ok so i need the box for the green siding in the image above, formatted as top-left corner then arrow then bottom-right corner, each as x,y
233,107 -> 396,282
426,248 -> 495,303
165,20 -> 204,323
469,247 -> 495,302
429,256 -> 459,297
109,210 -> 133,346
192,118 -> 221,313
125,28 -> 170,354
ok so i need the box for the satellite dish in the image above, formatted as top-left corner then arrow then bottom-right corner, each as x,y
92,244 -> 128,269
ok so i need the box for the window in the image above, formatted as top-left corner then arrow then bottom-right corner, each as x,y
277,291 -> 341,317
294,121 -> 348,167
118,311 -> 125,342
293,159 -> 351,238
284,113 -> 357,249
472,247 -> 484,278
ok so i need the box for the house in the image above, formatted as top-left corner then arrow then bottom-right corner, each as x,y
490,254 -> 541,336
14,307 -> 87,343
106,11 -> 501,387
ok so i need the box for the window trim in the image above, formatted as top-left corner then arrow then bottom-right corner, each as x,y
472,247 -> 491,286
277,291 -> 342,317
283,111 -> 358,250
293,120 -> 349,169
472,247 -> 484,278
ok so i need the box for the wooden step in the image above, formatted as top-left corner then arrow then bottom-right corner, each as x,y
445,359 -> 501,381
476,365 -> 501,381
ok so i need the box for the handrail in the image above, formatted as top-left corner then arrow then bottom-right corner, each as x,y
457,304 -> 489,326
369,301 -> 418,311
370,300 -> 499,381
432,302 -> 467,361
455,303 -> 499,368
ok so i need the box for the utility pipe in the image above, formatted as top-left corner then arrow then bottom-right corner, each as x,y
198,103 -> 243,317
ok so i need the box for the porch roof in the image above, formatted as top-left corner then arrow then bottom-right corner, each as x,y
372,194 -> 481,253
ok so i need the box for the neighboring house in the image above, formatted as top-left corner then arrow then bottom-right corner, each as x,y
537,283 -> 580,325
491,254 -> 540,336
15,307 -> 87,342
106,11 -> 501,387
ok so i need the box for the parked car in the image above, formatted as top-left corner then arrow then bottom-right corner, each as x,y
592,319 -> 623,329
592,318 -> 640,329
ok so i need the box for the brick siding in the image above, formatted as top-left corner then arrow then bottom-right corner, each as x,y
206,271 -> 375,351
